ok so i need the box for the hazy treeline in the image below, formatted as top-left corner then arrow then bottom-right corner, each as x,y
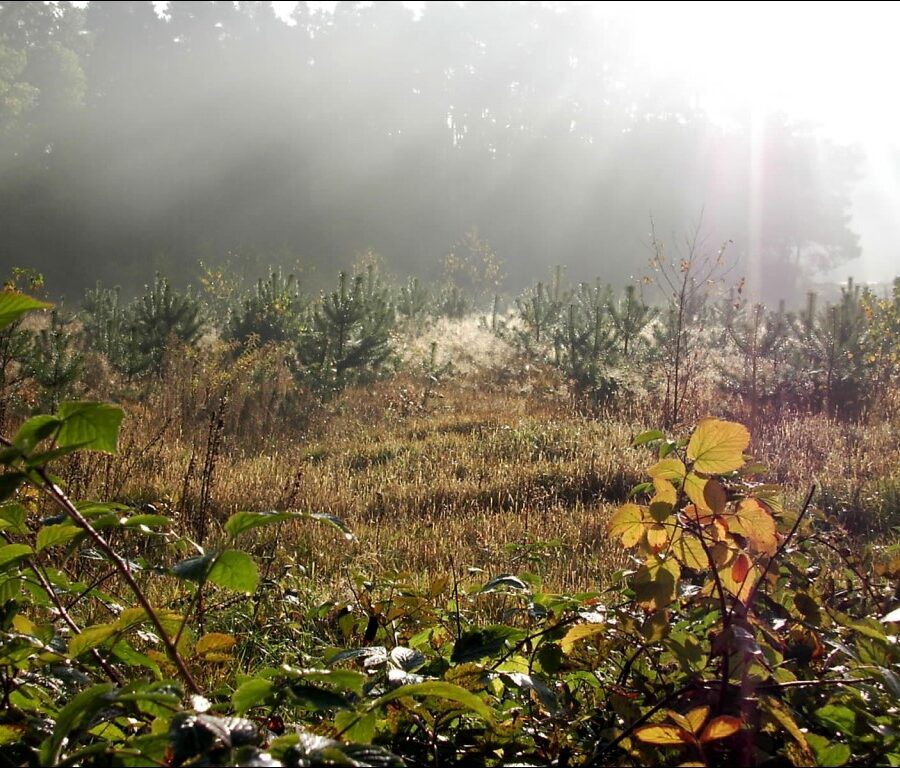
0,1 -> 861,301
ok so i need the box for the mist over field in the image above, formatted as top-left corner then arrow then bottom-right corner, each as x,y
0,1 -> 896,303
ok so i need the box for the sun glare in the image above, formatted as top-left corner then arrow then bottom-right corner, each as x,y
600,1 -> 897,144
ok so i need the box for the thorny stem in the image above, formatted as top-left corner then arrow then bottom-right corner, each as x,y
2,529 -> 124,686
1,434 -> 202,695
743,484 -> 816,609
587,683 -> 694,766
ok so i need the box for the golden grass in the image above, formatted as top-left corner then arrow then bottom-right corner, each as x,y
49,324 -> 899,608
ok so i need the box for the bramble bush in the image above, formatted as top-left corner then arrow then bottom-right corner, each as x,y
0,289 -> 896,767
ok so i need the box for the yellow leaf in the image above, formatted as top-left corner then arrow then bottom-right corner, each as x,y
199,652 -> 233,663
648,458 -> 686,482
634,556 -> 680,611
653,477 -> 677,501
710,541 -> 733,566
727,499 -> 777,555
635,723 -> 692,746
760,696 -> 813,763
670,528 -> 708,570
719,559 -> 758,604
686,419 -> 749,474
12,614 -> 36,635
649,478 -> 677,522
700,715 -> 741,743
684,472 -> 709,511
609,504 -> 646,548
666,710 -> 692,732
685,705 -> 710,734
703,479 -> 727,514
560,623 -> 605,654
646,523 -> 669,552
196,633 -> 237,655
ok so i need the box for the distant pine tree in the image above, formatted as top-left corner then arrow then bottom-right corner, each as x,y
227,267 -> 306,346
297,266 -> 396,392
23,309 -> 83,411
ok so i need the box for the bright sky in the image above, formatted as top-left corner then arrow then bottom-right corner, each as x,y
605,1 -> 900,283
263,2 -> 900,282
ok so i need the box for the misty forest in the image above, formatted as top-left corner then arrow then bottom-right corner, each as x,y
0,1 -> 898,766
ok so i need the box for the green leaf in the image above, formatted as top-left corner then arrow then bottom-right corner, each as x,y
334,711 -> 376,744
310,512 -> 356,541
632,429 -> 666,447
0,725 -> 25,745
40,683 -> 116,766
122,514 -> 170,529
0,291 -> 50,331
208,550 -> 259,593
288,682 -> 351,711
0,503 -> 28,534
0,473 -> 25,499
451,625 -> 527,663
224,510 -> 299,538
13,415 -> 62,453
0,543 -> 32,570
36,523 -> 83,552
69,623 -> 118,658
808,735 -> 851,767
372,681 -> 494,723
814,704 -> 856,734
110,641 -> 162,678
172,553 -> 215,583
480,574 -> 530,593
56,402 -> 125,454
232,678 -> 274,713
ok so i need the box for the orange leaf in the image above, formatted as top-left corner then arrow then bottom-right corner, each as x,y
700,715 -> 741,743
731,553 -> 751,585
